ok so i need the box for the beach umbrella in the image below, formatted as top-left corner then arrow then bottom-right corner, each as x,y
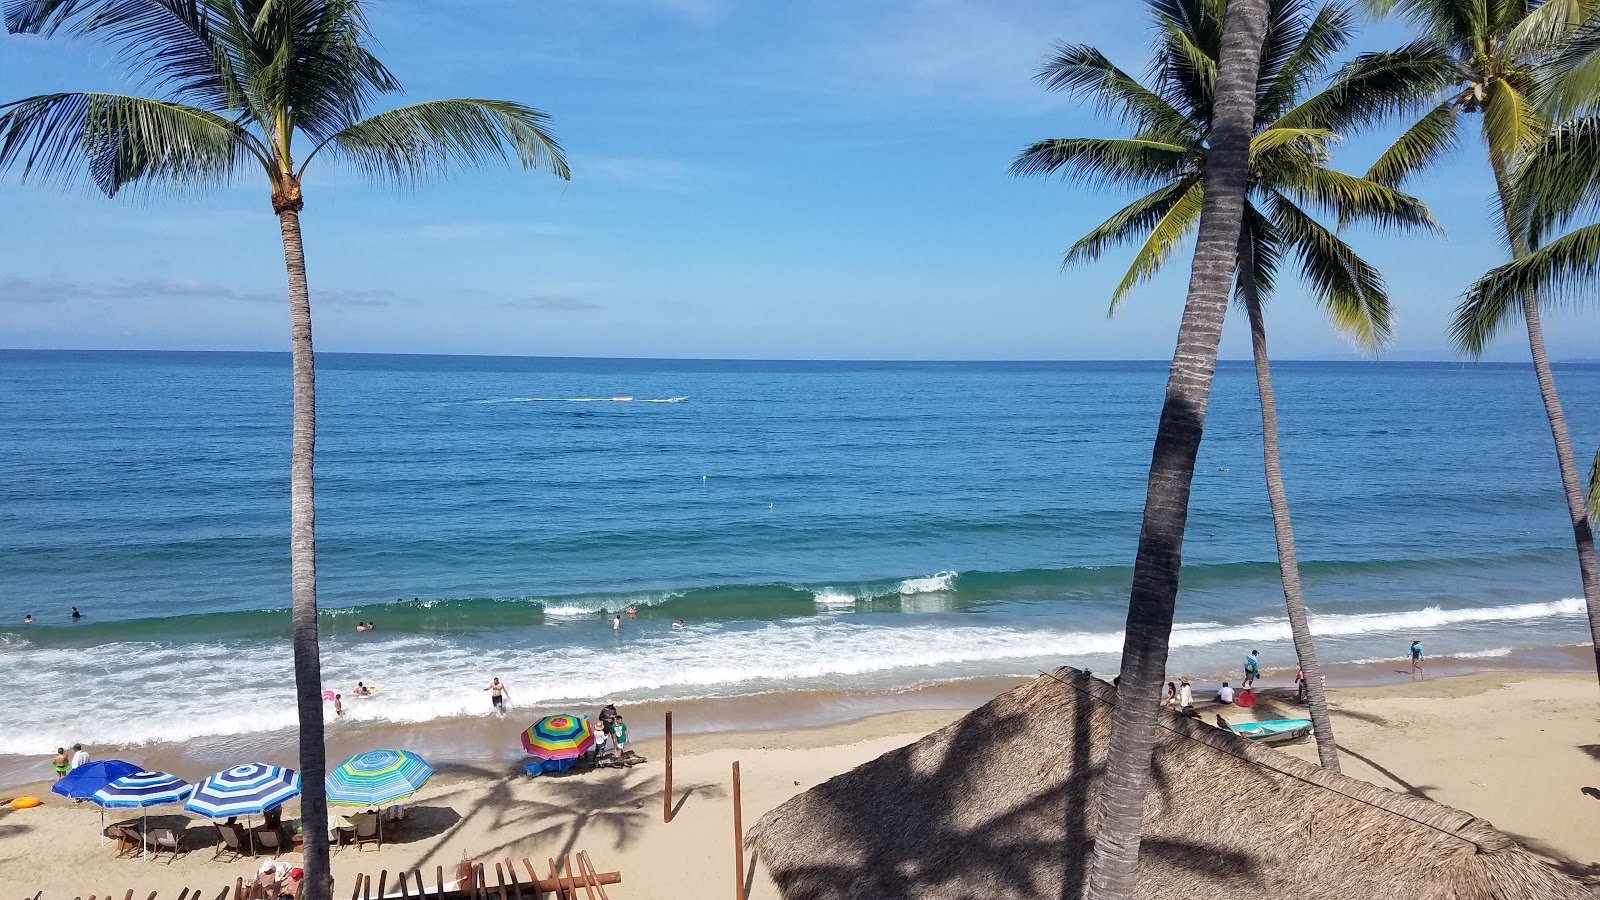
92,771 -> 193,859
184,763 -> 300,818
52,759 -> 142,801
521,714 -> 594,761
325,749 -> 433,807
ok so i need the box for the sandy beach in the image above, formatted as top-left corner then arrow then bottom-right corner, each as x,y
3,670 -> 1596,898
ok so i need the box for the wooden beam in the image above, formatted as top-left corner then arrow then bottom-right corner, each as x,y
663,710 -> 674,823
733,760 -> 745,900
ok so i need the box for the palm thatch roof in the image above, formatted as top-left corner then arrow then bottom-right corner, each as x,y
749,667 -> 1589,900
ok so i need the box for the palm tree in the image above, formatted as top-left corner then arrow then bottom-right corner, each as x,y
1358,0 -> 1600,685
1012,0 -> 1439,772
1457,108 -> 1600,674
1079,0 -> 1270,896
0,2 -> 568,896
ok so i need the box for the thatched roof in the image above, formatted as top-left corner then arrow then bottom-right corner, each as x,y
749,667 -> 1589,900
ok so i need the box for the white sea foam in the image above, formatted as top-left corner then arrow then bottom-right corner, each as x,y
812,590 -> 858,606
0,598 -> 1582,755
899,571 -> 955,594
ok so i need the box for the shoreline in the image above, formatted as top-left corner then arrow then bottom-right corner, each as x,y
1,644 -> 1588,790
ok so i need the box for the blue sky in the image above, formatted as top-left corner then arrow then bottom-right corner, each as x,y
1,0 -> 1594,360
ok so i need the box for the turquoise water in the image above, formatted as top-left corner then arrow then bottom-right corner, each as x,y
1,350 -> 1595,753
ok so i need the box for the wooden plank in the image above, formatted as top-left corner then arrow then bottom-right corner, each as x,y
662,710 -> 674,823
436,866 -> 445,900
495,862 -> 509,900
377,870 -> 388,900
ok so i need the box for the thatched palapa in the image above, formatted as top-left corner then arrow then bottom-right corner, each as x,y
748,667 -> 1588,899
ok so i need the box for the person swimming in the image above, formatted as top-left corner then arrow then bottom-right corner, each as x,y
354,681 -> 375,696
70,607 -> 81,620
672,619 -> 686,629
22,614 -> 32,624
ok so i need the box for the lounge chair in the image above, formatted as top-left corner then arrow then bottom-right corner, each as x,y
254,826 -> 286,855
214,822 -> 250,861
351,811 -> 381,850
104,823 -> 140,859
148,827 -> 184,863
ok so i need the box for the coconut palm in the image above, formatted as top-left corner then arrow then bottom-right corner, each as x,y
1358,0 -> 1600,684
1075,0 -> 1270,896
1012,0 -> 1439,773
0,2 -> 568,896
1457,108 -> 1600,674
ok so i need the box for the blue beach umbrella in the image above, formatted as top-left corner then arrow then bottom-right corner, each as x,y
92,771 -> 194,859
325,749 -> 433,807
184,763 -> 300,818
52,759 -> 142,801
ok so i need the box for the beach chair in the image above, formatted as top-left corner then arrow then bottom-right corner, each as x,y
351,811 -> 381,851
212,822 -> 250,861
148,827 -> 184,864
104,823 -> 141,859
254,826 -> 287,856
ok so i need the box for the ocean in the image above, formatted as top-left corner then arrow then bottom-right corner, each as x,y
1,351 -> 1596,764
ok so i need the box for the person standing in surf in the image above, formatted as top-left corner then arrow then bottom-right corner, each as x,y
1410,640 -> 1424,681
485,677 -> 510,715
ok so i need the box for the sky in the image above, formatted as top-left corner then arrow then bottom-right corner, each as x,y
0,0 -> 1594,361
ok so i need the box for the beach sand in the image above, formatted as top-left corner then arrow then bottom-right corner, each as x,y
3,671 -> 1596,898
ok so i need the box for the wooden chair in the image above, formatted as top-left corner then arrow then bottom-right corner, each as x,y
104,823 -> 141,859
351,811 -> 381,851
254,826 -> 286,856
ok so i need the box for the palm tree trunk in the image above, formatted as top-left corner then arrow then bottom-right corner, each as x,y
1242,290 -> 1340,771
1082,1 -> 1268,897
278,204 -> 333,900
1490,160 -> 1600,686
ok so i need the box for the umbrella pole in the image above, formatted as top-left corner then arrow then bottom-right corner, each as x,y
142,808 -> 149,861
99,806 -> 104,846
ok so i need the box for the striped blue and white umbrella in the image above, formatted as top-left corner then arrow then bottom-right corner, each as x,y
92,771 -> 193,860
92,771 -> 193,808
184,764 -> 300,818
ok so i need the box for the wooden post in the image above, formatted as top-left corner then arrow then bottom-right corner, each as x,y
663,710 -> 674,823
732,760 -> 745,900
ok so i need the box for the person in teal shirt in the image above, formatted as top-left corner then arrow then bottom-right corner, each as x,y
1243,650 -> 1261,688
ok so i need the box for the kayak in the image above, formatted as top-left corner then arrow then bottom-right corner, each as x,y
1226,718 -> 1313,745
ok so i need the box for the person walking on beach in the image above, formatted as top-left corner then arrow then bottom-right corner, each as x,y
52,747 -> 69,780
1410,640 -> 1425,681
1295,666 -> 1309,703
1243,650 -> 1261,688
485,678 -> 510,715
613,716 -> 629,755
69,743 -> 89,770
599,701 -> 619,731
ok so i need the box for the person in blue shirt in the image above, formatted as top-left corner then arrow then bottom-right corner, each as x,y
1410,640 -> 1424,681
1243,650 -> 1260,688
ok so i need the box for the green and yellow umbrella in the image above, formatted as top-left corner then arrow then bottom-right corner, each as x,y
325,749 -> 433,806
521,714 -> 594,760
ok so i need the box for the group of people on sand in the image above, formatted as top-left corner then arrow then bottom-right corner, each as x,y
1161,641 -> 1429,715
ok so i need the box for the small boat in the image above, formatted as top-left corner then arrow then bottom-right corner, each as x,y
1224,717 -> 1313,745
611,395 -> 634,402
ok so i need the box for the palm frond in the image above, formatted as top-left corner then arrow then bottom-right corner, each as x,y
242,0 -> 400,143
1063,177 -> 1202,266
1034,43 -> 1195,138
1511,115 -> 1600,242
0,90 -> 265,195
1107,176 -> 1205,313
305,98 -> 568,183
1364,98 -> 1461,187
1588,444 -> 1600,522
1271,190 -> 1394,349
1258,1 -> 1355,123
1481,73 -> 1547,170
1540,19 -> 1600,117
1276,164 -> 1441,233
1454,221 -> 1600,352
1251,125 -> 1337,156
1281,41 -> 1460,134
1009,136 -> 1192,190
1362,0 -> 1487,47
1156,17 -> 1220,122
1236,200 -> 1283,304
5,0 -> 252,114
1502,0 -> 1599,61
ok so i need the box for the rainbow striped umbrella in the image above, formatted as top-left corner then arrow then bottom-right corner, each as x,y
325,750 -> 433,806
185,763 -> 300,818
521,714 -> 594,761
